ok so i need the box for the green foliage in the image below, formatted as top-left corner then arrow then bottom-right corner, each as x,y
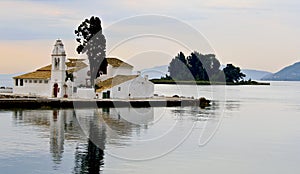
195,52 -> 221,77
210,70 -> 226,82
168,51 -> 222,81
168,52 -> 194,80
167,51 -> 245,83
65,71 -> 74,82
223,64 -> 246,83
187,52 -> 207,80
75,16 -> 108,86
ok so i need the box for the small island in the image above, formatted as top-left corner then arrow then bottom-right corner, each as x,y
151,51 -> 270,86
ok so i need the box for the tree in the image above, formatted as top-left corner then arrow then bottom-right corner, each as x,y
210,70 -> 226,82
168,51 -> 223,81
65,71 -> 74,82
193,52 -> 221,80
75,16 -> 108,87
223,64 -> 246,83
187,52 -> 207,80
168,52 -> 193,80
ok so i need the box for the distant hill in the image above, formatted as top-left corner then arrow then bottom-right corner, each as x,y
139,65 -> 169,79
261,62 -> 300,81
221,65 -> 272,80
241,69 -> 272,81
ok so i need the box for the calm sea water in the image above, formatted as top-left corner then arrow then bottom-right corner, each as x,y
1,81 -> 300,174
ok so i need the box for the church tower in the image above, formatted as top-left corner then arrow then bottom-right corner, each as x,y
50,39 -> 66,98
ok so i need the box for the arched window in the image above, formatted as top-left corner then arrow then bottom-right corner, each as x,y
54,58 -> 60,69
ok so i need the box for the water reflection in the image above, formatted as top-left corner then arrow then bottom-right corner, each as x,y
73,140 -> 104,174
9,105 -> 225,173
13,109 -> 85,169
224,101 -> 240,111
11,107 -> 156,173
170,102 -> 227,122
50,110 -> 64,165
4,83 -> 300,174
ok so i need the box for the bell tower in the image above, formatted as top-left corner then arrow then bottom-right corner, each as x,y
50,39 -> 66,98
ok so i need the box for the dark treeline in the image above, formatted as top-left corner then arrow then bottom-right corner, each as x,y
165,51 -> 245,83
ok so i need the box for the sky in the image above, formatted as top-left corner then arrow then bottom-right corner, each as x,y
0,0 -> 300,74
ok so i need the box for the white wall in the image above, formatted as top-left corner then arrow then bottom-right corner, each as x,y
64,80 -> 73,98
73,66 -> 90,87
98,75 -> 154,99
13,79 -> 51,97
103,80 -> 129,99
127,76 -> 154,98
77,88 -> 96,99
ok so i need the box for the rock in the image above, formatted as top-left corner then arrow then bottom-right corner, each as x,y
199,97 -> 211,108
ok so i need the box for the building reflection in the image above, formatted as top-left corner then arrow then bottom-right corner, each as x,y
12,107 -> 154,173
50,109 -> 64,164
13,109 -> 83,168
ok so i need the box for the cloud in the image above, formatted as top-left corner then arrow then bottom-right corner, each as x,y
0,1 -> 80,40
0,0 -> 300,73
0,0 -> 270,41
204,0 -> 260,9
0,0 -> 131,40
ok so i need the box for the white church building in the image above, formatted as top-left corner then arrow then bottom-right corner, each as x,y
13,39 -> 154,99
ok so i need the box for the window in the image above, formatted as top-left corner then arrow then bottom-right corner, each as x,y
44,80 -> 48,84
54,58 -> 60,69
25,80 -> 27,83
39,80 -> 42,83
20,79 -> 24,86
29,80 -> 32,83
118,87 -> 121,91
73,87 -> 77,93
15,79 -> 18,86
34,80 -> 37,83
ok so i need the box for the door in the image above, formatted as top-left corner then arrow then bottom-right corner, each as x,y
107,90 -> 110,98
53,83 -> 58,97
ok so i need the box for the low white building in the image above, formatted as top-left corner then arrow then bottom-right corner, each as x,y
95,74 -> 154,99
94,57 -> 154,99
13,39 -> 154,99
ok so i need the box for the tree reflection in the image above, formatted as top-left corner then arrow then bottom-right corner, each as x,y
73,139 -> 104,174
73,110 -> 106,174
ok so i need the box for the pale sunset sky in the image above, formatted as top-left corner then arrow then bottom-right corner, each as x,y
0,0 -> 299,74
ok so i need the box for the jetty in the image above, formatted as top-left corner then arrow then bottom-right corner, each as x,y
0,94 -> 210,109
